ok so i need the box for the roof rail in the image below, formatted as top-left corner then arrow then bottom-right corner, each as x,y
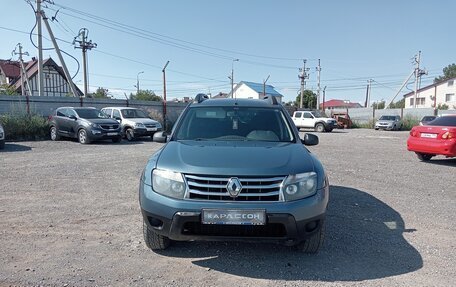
194,93 -> 209,103
263,95 -> 279,105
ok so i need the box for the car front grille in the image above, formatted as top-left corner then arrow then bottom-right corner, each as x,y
182,222 -> 287,237
100,124 -> 119,130
184,174 -> 285,202
145,124 -> 157,128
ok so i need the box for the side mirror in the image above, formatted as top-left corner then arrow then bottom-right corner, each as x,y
301,133 -> 319,146
69,115 -> 77,120
153,131 -> 168,143
114,117 -> 122,121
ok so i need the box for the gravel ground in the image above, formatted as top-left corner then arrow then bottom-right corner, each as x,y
0,129 -> 455,287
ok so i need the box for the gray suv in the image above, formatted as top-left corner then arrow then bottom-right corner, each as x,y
139,96 -> 329,253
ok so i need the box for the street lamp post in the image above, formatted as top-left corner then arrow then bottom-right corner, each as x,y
263,75 -> 270,99
230,59 -> 239,98
136,71 -> 144,94
162,61 -> 170,132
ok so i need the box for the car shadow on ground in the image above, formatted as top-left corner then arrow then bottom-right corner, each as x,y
0,143 -> 32,152
157,185 -> 423,281
425,158 -> 456,167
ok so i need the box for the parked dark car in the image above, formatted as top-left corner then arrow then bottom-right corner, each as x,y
0,123 -> 5,149
49,107 -> 121,144
419,116 -> 437,126
140,95 -> 329,253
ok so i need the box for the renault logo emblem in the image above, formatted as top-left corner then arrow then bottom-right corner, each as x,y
226,177 -> 242,198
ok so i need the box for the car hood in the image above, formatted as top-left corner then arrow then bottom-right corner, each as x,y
156,141 -> 315,176
83,118 -> 119,125
124,118 -> 160,125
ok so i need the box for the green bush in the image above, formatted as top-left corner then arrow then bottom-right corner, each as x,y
351,119 -> 376,129
401,115 -> 420,131
0,113 -> 49,141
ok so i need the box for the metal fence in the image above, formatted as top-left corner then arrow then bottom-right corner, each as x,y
0,95 -> 188,124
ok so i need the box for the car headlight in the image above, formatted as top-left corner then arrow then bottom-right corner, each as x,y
91,123 -> 101,129
282,172 -> 317,201
135,123 -> 145,128
152,169 -> 186,199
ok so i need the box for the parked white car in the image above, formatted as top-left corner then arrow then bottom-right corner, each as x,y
0,123 -> 5,149
101,107 -> 162,141
291,110 -> 337,132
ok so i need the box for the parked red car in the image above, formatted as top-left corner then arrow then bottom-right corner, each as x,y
407,115 -> 456,161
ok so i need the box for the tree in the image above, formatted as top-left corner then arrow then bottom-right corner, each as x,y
372,101 -> 385,109
0,84 -> 19,96
91,87 -> 109,99
130,89 -> 162,101
389,98 -> 405,108
434,63 -> 456,83
295,90 -> 317,109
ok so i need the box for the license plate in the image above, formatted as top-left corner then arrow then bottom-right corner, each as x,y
146,128 -> 157,131
420,133 -> 437,138
201,209 -> 266,225
107,132 -> 118,136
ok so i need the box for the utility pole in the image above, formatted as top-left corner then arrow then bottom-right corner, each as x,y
316,59 -> 321,110
230,59 -> 239,98
263,75 -> 270,99
298,59 -> 309,109
135,71 -> 144,94
366,79 -> 372,107
36,0 -> 44,97
73,28 -> 97,97
322,86 -> 327,111
413,51 -> 421,108
40,10 -> 79,100
162,61 -> 169,132
13,43 -> 33,114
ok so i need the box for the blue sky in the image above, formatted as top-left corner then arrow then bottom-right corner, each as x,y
1,0 -> 455,104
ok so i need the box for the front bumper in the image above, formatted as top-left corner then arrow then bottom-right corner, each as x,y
88,129 -> 121,140
133,127 -> 162,137
139,181 -> 329,245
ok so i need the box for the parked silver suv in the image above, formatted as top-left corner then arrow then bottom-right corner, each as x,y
102,107 -> 162,141
139,95 -> 329,253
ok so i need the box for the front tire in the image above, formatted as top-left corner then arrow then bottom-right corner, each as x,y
50,126 -> 61,141
78,129 -> 90,144
143,219 -> 170,250
416,152 -> 433,161
296,220 -> 325,254
125,128 -> 135,141
315,123 -> 325,133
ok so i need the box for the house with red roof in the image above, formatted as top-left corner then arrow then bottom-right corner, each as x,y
319,99 -> 362,110
0,57 -> 82,97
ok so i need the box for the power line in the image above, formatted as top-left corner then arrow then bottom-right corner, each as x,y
47,2 -> 305,62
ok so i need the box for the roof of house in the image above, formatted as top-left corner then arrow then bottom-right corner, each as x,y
3,57 -> 83,96
403,76 -> 456,97
240,81 -> 283,97
0,59 -> 21,79
320,99 -> 362,108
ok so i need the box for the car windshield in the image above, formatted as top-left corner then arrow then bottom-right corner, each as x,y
311,110 -> 327,118
379,116 -> 396,121
121,109 -> 148,118
422,116 -> 436,122
175,107 -> 294,142
74,108 -> 108,119
427,116 -> 456,127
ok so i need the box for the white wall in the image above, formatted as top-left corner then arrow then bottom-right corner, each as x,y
404,79 -> 456,109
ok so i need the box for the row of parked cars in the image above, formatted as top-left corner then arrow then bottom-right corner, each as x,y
48,106 -> 162,144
